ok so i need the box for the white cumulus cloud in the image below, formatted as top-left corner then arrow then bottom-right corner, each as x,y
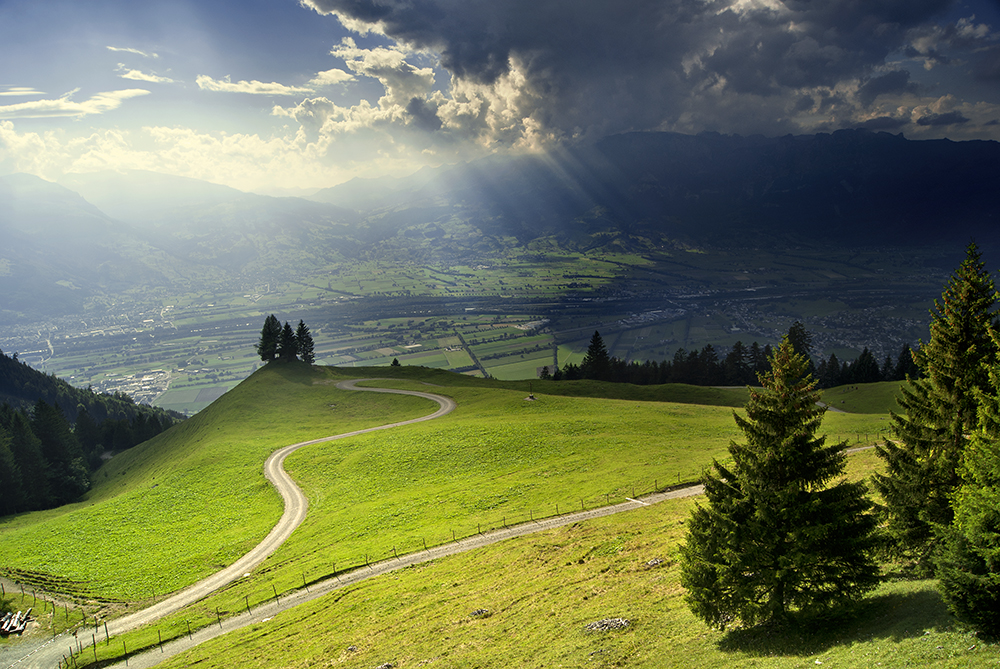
0,89 -> 150,119
307,68 -> 355,88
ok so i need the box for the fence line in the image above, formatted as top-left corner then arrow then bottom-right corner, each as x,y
53,437 -> 886,667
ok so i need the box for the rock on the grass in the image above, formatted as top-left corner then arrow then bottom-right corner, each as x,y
585,618 -> 630,632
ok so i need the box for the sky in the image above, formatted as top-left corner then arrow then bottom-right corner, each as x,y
1,0 -> 999,194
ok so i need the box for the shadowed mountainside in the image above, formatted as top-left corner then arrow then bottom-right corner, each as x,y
1,129 -> 997,320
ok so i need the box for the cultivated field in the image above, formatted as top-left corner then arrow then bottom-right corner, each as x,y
1,246 -> 946,414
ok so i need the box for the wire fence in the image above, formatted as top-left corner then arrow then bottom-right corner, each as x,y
29,438 -> 891,668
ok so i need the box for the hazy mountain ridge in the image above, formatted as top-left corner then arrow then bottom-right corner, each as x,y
0,172 -> 364,317
2,130 -> 998,320
312,129 -> 1000,249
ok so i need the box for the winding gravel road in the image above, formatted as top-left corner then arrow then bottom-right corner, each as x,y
3,380 -> 456,669
4,380 -> 711,669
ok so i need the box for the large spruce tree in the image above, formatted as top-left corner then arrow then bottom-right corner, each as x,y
680,337 -> 880,629
934,343 -> 1000,636
276,321 -> 298,362
874,241 -> 998,570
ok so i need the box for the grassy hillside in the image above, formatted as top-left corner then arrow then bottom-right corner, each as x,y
124,485 -> 997,668
0,363 -> 435,600
2,366 -> 916,667
88,448 -> 999,669
821,380 -> 905,415
0,366 -> 887,605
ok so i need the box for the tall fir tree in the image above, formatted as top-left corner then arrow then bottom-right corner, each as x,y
680,337 -> 880,629
276,321 -> 299,362
295,320 -> 315,364
934,338 -> 1000,636
580,330 -> 611,380
7,410 -> 50,511
256,314 -> 282,362
32,399 -> 89,504
874,241 -> 999,570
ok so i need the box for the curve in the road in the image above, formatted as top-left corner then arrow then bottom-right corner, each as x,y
106,380 -> 456,636
4,379 -> 455,669
104,484 -> 707,669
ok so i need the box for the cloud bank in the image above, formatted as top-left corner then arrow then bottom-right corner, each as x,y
3,1 -> 999,194
294,0 -> 1000,145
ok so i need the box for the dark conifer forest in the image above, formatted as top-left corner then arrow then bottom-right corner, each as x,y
0,348 -> 183,516
544,327 -> 920,388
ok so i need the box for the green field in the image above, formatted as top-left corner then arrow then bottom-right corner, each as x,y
0,366 -> 763,604
151,505 -> 988,669
3,366 -> 984,668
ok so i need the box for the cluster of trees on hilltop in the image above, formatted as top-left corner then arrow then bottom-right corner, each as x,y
544,324 -> 919,388
0,349 -> 182,517
677,242 -> 1000,637
255,315 -> 315,364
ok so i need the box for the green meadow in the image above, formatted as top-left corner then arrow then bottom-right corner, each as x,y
152,501 -> 993,669
6,365 -> 975,668
0,365 -> 433,601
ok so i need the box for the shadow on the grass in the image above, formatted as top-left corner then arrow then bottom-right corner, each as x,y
717,583 -> 954,657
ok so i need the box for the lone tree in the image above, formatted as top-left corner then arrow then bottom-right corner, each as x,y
680,336 -> 880,629
256,314 -> 282,362
581,330 -> 611,380
874,241 -> 998,571
934,339 -> 1000,636
295,320 -> 315,364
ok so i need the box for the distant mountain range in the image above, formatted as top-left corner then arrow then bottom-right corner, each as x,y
1,129 -> 997,319
310,129 -> 1000,248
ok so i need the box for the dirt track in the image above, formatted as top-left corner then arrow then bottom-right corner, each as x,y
2,380 -> 879,668
2,380 -> 456,669
101,484 -> 704,669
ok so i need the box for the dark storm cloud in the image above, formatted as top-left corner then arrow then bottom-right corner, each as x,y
405,96 -> 442,131
916,110 -> 970,125
857,71 -> 920,106
302,0 -> 976,138
857,115 -> 910,130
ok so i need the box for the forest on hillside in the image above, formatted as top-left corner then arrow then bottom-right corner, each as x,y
0,349 -> 183,516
